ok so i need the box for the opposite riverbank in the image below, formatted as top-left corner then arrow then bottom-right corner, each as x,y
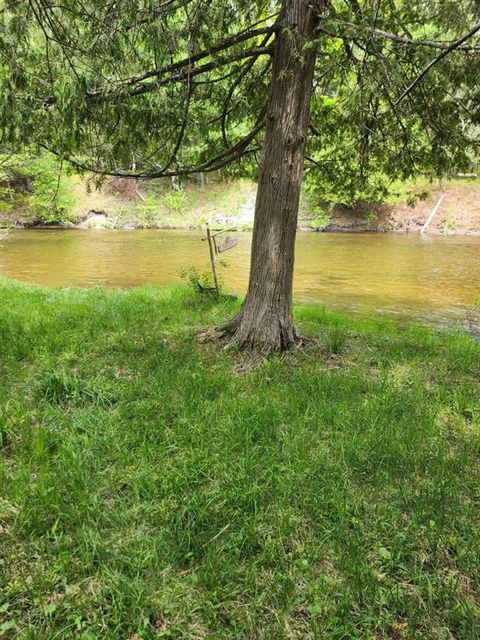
2,175 -> 480,235
1,280 -> 480,638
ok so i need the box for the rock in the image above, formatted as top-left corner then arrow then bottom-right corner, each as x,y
78,211 -> 109,229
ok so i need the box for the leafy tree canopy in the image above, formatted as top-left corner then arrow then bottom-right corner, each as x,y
1,0 -> 479,203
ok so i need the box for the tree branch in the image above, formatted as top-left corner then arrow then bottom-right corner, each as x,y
220,31 -> 274,148
395,20 -> 480,104
126,47 -> 273,99
56,115 -> 266,179
42,36 -> 274,106
88,26 -> 275,96
329,19 -> 480,51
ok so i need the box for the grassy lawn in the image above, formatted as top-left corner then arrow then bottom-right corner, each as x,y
1,281 -> 479,639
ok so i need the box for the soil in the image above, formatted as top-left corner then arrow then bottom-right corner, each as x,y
2,178 -> 479,235
318,182 -> 480,235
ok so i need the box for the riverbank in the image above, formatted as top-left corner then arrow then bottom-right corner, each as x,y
320,179 -> 480,236
2,230 -> 479,330
2,175 -> 479,235
1,280 -> 479,638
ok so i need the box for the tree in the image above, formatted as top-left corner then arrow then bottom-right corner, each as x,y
1,0 -> 479,350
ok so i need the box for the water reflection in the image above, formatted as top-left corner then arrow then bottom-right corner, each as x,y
1,229 -> 479,331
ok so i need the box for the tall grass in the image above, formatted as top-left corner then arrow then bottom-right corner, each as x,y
0,280 -> 479,639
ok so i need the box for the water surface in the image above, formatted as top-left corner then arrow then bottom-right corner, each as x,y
1,229 -> 478,331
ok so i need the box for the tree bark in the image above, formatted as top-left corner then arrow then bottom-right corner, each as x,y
218,0 -> 322,351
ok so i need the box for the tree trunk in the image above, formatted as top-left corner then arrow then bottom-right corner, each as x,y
218,0 -> 322,352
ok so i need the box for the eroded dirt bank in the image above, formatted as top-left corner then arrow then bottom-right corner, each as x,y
317,183 -> 480,235
2,178 -> 479,235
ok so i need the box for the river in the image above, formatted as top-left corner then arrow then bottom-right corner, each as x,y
1,229 -> 479,332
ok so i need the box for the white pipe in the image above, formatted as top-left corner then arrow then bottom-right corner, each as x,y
421,193 -> 444,234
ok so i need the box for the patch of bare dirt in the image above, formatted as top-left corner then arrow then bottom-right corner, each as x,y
323,181 -> 480,235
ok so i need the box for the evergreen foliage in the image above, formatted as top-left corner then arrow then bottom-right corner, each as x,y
1,1 -> 479,201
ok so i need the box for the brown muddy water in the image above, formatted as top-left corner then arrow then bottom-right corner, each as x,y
1,229 -> 479,332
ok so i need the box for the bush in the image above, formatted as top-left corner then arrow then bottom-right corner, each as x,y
135,194 -> 159,224
179,265 -> 215,291
161,188 -> 187,214
27,155 -> 77,224
0,152 -> 78,224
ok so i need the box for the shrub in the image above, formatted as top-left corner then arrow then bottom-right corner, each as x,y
27,155 -> 77,224
0,152 -> 78,224
179,265 -> 215,291
161,188 -> 187,214
135,194 -> 159,224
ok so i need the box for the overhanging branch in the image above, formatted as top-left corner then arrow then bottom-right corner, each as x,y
127,47 -> 273,98
329,19 -> 480,52
85,26 -> 275,98
43,41 -> 273,106
54,114 -> 266,179
396,20 -> 480,104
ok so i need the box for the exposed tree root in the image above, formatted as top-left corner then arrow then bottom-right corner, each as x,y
198,308 -> 305,354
